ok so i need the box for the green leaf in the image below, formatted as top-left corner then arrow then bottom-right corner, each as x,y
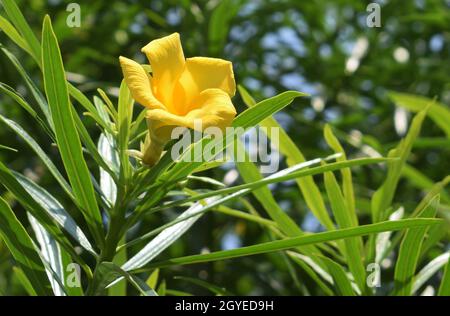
152,157 -> 390,213
0,161 -> 91,272
233,91 -> 307,129
413,252 -> 450,295
394,195 -> 439,295
169,91 -> 307,180
0,83 -> 49,133
27,214 -> 67,296
0,0 -> 41,62
389,91 -> 450,138
439,254 -> 450,296
13,266 -> 37,296
371,108 -> 428,223
122,198 -> 219,271
0,197 -> 52,295
0,114 -> 73,200
146,268 -> 159,289
234,141 -> 326,257
0,143 -> 17,152
324,124 -> 358,226
13,172 -> 96,255
126,155 -> 361,251
235,141 -> 303,237
375,207 -> 404,264
238,85 -> 333,230
68,84 -> 114,134
117,80 -> 134,181
208,0 -> 242,55
0,14 -> 32,55
319,256 -> 356,296
1,47 -> 52,127
135,218 -> 442,271
174,276 -> 232,295
324,170 -> 366,292
98,134 -> 119,206
41,15 -> 104,246
90,262 -> 157,296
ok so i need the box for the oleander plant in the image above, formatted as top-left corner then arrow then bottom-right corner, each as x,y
0,0 -> 449,296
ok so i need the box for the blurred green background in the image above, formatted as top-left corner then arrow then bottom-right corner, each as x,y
0,0 -> 449,295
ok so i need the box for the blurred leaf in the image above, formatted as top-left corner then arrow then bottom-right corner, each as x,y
174,276 -> 232,295
0,0 -> 41,62
439,255 -> 450,296
13,266 -> 37,296
0,14 -> 32,54
389,92 -> 450,138
208,0 -> 242,55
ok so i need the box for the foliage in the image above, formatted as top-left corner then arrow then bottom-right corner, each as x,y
0,0 -> 448,296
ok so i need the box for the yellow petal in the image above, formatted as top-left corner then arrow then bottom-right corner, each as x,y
146,88 -> 236,132
173,57 -> 236,114
141,33 -> 185,112
119,56 -> 165,110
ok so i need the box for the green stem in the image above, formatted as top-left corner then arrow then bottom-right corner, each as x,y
101,211 -> 125,261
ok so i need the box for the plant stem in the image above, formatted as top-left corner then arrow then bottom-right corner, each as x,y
101,211 -> 124,261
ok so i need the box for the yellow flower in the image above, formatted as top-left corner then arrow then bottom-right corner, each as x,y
119,33 -> 236,166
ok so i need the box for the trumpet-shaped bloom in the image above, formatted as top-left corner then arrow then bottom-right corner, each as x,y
119,33 -> 236,165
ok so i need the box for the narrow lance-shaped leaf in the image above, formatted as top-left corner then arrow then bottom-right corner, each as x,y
98,134 -> 119,206
438,254 -> 450,296
319,256 -> 356,296
389,91 -> 450,138
324,124 -> 358,226
0,161 -> 92,273
41,15 -> 104,246
161,91 -> 308,186
0,197 -> 52,295
90,262 -> 157,296
134,218 -> 442,271
0,14 -> 33,55
324,170 -> 366,293
0,0 -> 41,62
122,197 -> 219,271
394,195 -> 439,295
1,47 -> 52,127
238,85 -> 334,230
371,108 -> 428,222
13,172 -> 96,255
117,80 -> 134,181
0,114 -> 73,200
234,140 -> 325,267
27,214 -> 66,296
413,252 -> 450,295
